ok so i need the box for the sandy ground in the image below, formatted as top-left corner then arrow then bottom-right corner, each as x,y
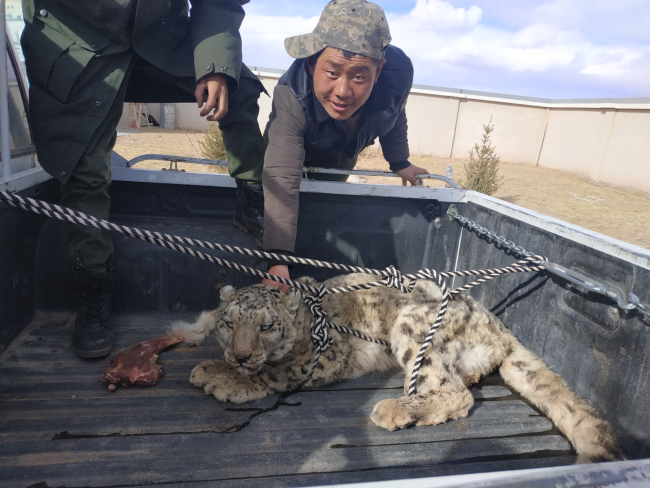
114,127 -> 650,250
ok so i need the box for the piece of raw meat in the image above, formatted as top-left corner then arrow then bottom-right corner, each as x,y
102,336 -> 182,390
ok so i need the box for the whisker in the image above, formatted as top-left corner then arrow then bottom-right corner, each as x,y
261,363 -> 277,373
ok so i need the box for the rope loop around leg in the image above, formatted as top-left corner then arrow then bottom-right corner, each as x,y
407,270 -> 450,396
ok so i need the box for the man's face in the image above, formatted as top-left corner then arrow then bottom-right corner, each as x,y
308,47 -> 386,121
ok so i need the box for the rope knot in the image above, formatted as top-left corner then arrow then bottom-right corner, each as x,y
382,265 -> 414,293
310,316 -> 333,351
303,286 -> 328,317
303,286 -> 333,351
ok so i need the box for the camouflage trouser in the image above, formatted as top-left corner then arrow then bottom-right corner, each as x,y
61,56 -> 266,274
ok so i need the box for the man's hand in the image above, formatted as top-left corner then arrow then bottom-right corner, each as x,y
262,265 -> 291,294
396,164 -> 428,186
195,73 -> 229,121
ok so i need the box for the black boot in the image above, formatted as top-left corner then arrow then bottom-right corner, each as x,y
233,179 -> 264,247
72,266 -> 115,358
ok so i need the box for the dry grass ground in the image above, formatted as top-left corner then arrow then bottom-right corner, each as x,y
114,128 -> 650,250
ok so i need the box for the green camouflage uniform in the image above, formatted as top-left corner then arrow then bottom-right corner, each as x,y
21,0 -> 265,273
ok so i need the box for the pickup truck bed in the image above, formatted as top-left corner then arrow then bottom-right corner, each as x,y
1,174 -> 648,487
0,309 -> 575,487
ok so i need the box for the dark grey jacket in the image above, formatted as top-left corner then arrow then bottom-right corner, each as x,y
21,0 -> 252,183
262,45 -> 414,254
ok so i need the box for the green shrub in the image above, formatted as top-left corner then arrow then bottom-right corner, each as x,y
460,117 -> 503,195
198,123 -> 228,174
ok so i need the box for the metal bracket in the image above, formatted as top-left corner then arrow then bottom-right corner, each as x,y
544,262 -> 613,297
543,262 -> 650,318
161,160 -> 186,172
447,204 -> 458,221
450,210 -> 650,320
627,292 -> 650,320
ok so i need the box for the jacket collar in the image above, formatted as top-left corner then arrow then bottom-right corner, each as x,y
310,80 -> 331,124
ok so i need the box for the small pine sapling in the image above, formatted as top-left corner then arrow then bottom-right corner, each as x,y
460,117 -> 503,195
198,123 -> 228,174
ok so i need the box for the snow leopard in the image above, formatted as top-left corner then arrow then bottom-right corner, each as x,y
172,273 -> 622,464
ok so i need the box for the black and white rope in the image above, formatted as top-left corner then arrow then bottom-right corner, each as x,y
306,259 -> 546,297
382,266 -> 416,293
0,192 -> 546,292
0,191 -> 548,395
447,257 -> 546,295
0,191 -> 390,276
301,286 -> 331,385
408,270 -> 449,395
0,191 -> 320,293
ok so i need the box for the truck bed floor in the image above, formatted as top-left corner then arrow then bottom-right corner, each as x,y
0,311 -> 577,487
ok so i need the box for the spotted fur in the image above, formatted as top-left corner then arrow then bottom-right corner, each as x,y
179,273 -> 622,464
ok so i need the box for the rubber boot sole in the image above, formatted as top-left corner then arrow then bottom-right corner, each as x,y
73,344 -> 114,358
232,213 -> 263,248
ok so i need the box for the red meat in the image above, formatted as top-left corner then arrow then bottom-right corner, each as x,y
102,336 -> 183,390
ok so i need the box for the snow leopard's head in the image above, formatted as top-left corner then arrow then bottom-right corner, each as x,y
215,284 -> 302,375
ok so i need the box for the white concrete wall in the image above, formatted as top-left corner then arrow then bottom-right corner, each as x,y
119,71 -> 650,192
402,94 -> 456,157
538,108 -> 611,177
592,110 -> 650,191
451,99 -> 548,164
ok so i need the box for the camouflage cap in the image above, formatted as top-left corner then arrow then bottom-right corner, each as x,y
285,0 -> 391,60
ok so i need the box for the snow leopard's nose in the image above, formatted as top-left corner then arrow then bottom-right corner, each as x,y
234,354 -> 251,365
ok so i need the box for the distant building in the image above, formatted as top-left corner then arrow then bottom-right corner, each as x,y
5,1 -> 26,76
6,0 -> 22,20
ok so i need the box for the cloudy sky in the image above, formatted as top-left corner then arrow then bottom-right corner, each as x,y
239,0 -> 650,99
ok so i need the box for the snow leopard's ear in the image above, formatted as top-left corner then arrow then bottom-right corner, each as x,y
281,288 -> 301,313
220,285 -> 236,303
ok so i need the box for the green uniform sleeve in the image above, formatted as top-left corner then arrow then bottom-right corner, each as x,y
190,0 -> 248,87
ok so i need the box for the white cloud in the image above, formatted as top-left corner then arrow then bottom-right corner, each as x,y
421,34 -> 578,73
510,24 -> 581,49
387,2 -> 649,96
391,0 -> 482,32
581,47 -> 650,78
241,14 -> 319,43
413,23 -> 582,73
240,0 -> 650,98
533,0 -> 650,42
240,13 -> 319,70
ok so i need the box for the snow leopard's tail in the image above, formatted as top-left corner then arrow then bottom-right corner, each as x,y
499,338 -> 623,464
168,310 -> 218,345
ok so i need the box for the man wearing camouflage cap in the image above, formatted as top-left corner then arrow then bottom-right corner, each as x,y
260,0 -> 426,291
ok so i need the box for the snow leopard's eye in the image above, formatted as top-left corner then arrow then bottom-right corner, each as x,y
225,321 -> 234,329
261,323 -> 273,331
